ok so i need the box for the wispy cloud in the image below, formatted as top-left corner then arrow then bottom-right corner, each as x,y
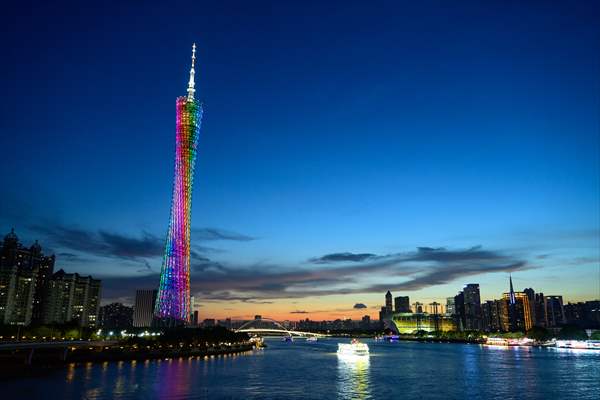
29,223 -> 163,261
193,228 -> 256,242
309,252 -> 376,264
101,245 -> 531,304
353,303 -> 367,309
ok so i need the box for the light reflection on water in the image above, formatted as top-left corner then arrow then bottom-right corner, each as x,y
3,339 -> 600,399
336,353 -> 371,400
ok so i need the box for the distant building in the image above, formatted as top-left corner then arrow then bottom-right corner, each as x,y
463,284 -> 482,330
453,292 -> 465,331
361,315 -> 371,329
546,296 -> 566,327
43,269 -> 101,327
584,300 -> 600,327
482,300 -> 502,332
378,306 -> 388,329
499,298 -> 511,332
534,293 -> 548,327
394,296 -> 410,313
133,289 -> 157,328
391,312 -> 456,334
445,297 -> 455,317
99,302 -> 133,330
502,291 -> 533,331
203,318 -> 215,328
523,288 -> 536,325
385,291 -> 393,314
412,302 -> 423,314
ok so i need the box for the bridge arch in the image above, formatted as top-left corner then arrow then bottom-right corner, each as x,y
235,317 -> 292,336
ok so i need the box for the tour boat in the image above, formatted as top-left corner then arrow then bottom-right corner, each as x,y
337,339 -> 370,356
555,340 -> 600,350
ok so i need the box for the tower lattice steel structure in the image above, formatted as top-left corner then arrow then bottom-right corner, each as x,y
155,44 -> 202,324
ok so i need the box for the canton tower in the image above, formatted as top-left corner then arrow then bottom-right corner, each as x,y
155,44 -> 203,325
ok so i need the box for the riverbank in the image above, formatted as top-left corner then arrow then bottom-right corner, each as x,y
0,342 -> 255,379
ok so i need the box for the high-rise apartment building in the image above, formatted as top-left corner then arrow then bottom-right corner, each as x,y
43,269 -> 101,327
0,229 -> 55,325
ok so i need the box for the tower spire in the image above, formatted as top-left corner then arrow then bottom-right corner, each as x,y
187,43 -> 196,101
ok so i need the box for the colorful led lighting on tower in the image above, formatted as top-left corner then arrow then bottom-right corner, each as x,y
154,44 -> 202,325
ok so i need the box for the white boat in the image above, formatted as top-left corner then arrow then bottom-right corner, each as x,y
556,340 -> 600,350
337,339 -> 369,356
306,336 -> 318,342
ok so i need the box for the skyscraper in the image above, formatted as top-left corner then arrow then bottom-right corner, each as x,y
482,300 -> 502,332
502,291 -> 533,331
385,291 -> 393,314
463,283 -> 482,330
523,288 -> 536,325
534,292 -> 548,327
394,296 -> 410,313
453,291 -> 465,330
445,297 -> 455,317
155,44 -> 203,325
134,289 -> 158,328
546,295 -> 566,327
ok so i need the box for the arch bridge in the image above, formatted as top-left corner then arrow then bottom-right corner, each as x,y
235,318 -> 327,338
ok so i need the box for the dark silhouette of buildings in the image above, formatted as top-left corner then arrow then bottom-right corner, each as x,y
99,302 -> 133,330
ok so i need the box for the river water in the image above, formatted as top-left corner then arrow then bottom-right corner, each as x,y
4,338 -> 600,399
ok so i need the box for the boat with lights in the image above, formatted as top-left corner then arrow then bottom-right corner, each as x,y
337,339 -> 369,356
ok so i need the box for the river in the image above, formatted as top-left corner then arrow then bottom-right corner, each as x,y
3,338 -> 599,399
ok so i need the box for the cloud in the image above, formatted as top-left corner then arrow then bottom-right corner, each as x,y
193,228 -> 255,242
310,252 -> 376,264
290,310 -> 308,314
103,245 -> 530,304
91,243 -> 532,306
29,223 -> 163,261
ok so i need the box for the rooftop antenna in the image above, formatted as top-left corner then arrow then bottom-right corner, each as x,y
187,43 -> 196,101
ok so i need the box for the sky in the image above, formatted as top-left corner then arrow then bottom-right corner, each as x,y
1,1 -> 598,321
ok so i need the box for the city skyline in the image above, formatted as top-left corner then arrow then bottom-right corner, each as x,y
1,1 -> 599,321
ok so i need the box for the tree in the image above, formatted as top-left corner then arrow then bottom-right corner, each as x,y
557,325 -> 588,340
526,327 -> 551,341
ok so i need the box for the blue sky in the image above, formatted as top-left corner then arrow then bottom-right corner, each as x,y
1,1 -> 598,319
